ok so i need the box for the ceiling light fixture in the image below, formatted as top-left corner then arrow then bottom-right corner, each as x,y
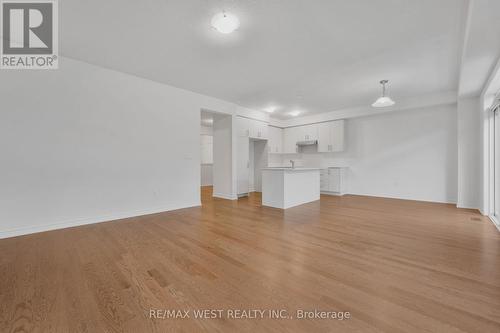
263,106 -> 277,113
372,80 -> 395,108
211,12 -> 240,34
289,110 -> 301,117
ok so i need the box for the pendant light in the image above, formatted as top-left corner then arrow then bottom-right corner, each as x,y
372,80 -> 395,108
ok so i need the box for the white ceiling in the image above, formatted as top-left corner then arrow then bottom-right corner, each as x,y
61,0 -> 466,119
459,0 -> 500,98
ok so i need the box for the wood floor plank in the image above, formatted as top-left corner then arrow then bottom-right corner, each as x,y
0,186 -> 499,332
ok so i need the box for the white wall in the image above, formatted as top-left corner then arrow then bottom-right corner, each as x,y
213,115 -> 234,200
276,104 -> 458,203
0,57 -> 265,238
457,97 -> 482,209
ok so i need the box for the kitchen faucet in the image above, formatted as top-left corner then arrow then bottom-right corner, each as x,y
290,160 -> 295,169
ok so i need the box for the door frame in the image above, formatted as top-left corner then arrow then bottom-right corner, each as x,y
489,99 -> 500,229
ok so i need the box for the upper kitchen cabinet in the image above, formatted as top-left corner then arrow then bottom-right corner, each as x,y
283,126 -> 300,153
250,119 -> 268,140
235,116 -> 269,140
236,116 -> 250,137
268,126 -> 283,153
317,120 -> 345,152
297,124 -> 318,142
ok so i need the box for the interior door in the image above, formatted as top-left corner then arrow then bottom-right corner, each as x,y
237,137 -> 249,195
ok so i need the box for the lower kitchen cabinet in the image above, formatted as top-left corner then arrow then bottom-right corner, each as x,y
320,167 -> 347,195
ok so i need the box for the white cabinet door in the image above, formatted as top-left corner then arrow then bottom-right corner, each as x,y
330,120 -> 345,152
268,126 -> 276,153
248,119 -> 268,139
302,124 -> 318,141
237,137 -> 249,195
236,117 -> 269,140
256,121 -> 268,140
283,127 -> 299,153
275,127 -> 282,153
236,116 -> 250,137
320,169 -> 330,191
249,119 -> 259,138
268,126 -> 282,153
295,126 -> 306,142
317,122 -> 331,152
328,168 -> 341,192
317,120 -> 345,152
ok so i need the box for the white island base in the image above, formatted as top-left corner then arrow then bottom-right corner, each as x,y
262,168 -> 320,209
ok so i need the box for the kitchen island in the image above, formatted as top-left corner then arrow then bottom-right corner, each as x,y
261,168 -> 320,209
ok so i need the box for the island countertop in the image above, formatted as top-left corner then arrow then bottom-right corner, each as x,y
262,167 -> 320,209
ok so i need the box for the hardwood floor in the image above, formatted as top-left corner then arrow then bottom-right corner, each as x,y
1,186 -> 499,332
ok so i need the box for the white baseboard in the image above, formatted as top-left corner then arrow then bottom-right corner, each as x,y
346,191 -> 457,205
457,201 -> 480,210
0,201 -> 201,240
212,192 -> 237,200
321,191 -> 346,196
489,216 -> 500,232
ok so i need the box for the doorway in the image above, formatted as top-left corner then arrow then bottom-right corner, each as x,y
237,136 -> 268,197
200,112 -> 213,187
250,139 -> 267,193
200,110 -> 233,203
493,103 -> 500,224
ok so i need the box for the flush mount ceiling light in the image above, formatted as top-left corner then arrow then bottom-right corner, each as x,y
289,110 -> 301,117
211,12 -> 240,34
263,106 -> 277,113
372,80 -> 395,108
